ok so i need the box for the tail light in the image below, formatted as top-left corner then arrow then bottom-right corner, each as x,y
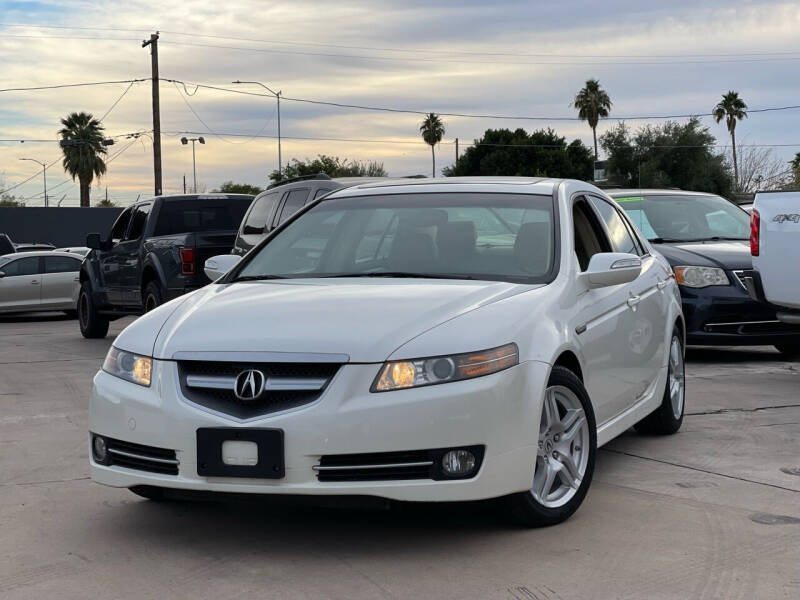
179,246 -> 196,275
750,209 -> 760,256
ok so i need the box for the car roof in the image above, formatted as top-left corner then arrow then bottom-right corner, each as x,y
1,250 -> 84,259
133,193 -> 255,205
324,176 -> 561,198
606,189 -> 721,198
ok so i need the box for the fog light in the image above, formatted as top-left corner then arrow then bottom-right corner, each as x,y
92,435 -> 108,463
441,449 -> 476,476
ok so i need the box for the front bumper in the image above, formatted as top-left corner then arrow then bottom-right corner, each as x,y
680,281 -> 800,346
89,360 -> 548,502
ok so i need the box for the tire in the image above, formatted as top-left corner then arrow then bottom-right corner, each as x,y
505,365 -> 597,527
635,329 -> 685,435
77,281 -> 109,339
129,485 -> 167,501
774,344 -> 800,360
143,281 -> 163,313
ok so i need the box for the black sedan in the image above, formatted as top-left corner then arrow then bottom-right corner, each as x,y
608,190 -> 800,357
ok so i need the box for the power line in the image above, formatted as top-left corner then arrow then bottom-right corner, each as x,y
4,23 -> 800,60
99,81 -> 138,121
0,78 -> 147,93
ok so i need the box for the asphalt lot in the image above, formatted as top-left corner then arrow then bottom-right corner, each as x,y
1,313 -> 799,599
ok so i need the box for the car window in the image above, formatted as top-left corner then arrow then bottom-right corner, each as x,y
153,198 -> 252,236
242,192 -> 280,235
45,256 -> 81,273
1,256 -> 40,276
276,189 -> 311,225
573,199 -> 609,271
314,188 -> 333,200
236,192 -> 556,283
110,208 -> 133,242
588,196 -> 639,255
125,203 -> 152,240
614,194 -> 750,241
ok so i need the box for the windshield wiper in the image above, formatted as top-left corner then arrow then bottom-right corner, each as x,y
320,272 -> 477,280
649,237 -> 688,243
231,274 -> 290,282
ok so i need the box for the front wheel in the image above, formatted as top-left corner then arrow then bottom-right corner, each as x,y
143,281 -> 163,313
635,329 -> 685,435
78,281 -> 109,339
505,366 -> 597,527
774,344 -> 800,360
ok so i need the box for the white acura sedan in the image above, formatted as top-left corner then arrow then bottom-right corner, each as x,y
90,178 -> 685,526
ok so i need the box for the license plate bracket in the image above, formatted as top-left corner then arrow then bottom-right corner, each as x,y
197,428 -> 284,478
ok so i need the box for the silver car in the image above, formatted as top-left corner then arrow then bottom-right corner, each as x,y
0,251 -> 83,315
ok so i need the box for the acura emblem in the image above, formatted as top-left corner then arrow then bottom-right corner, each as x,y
234,369 -> 265,401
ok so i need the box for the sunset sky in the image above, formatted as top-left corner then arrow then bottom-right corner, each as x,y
1,0 -> 799,205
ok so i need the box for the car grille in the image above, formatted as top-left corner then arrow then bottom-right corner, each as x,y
732,270 -> 749,290
703,320 -> 800,335
105,437 -> 179,475
177,360 -> 341,419
314,446 -> 485,482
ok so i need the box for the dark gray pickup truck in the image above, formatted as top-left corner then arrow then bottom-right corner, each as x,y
78,193 -> 252,338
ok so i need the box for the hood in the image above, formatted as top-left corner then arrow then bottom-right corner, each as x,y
655,240 -> 752,270
141,279 -> 535,362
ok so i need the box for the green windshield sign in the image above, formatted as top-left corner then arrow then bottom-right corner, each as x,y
614,196 -> 644,203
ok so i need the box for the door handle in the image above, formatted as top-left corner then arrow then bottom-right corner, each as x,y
657,280 -> 669,290
30,279 -> 40,285
627,295 -> 641,308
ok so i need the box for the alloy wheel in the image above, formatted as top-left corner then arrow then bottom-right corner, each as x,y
668,336 -> 685,420
532,385 -> 591,508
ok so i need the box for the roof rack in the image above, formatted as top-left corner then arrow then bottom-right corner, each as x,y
267,173 -> 332,189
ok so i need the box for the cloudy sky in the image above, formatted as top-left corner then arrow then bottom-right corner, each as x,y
1,0 -> 799,205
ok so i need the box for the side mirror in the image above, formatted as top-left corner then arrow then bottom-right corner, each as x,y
204,254 -> 241,281
0,271 -> 5,279
86,233 -> 102,250
580,252 -> 642,289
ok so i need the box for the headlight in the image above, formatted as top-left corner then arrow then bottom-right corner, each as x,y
102,347 -> 152,387
673,266 -> 730,288
371,343 -> 519,392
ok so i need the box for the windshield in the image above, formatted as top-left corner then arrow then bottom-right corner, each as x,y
613,194 -> 750,242
234,192 -> 555,283
0,257 -> 11,268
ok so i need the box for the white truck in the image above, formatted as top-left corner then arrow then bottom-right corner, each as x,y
745,190 -> 800,326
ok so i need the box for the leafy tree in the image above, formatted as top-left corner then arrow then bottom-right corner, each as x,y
96,198 -> 116,207
790,152 -> 800,188
712,91 -> 748,190
420,113 -> 445,178
0,174 -> 23,206
573,79 -> 612,159
269,155 -> 386,183
600,118 -> 732,196
59,112 -> 107,207
442,128 -> 593,180
215,181 -> 264,195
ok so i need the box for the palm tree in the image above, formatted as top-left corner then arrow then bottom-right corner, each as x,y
573,79 -> 612,160
420,113 -> 445,178
713,91 -> 748,191
59,112 -> 107,207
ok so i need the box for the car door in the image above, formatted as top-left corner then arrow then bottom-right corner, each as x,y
0,256 -> 43,311
570,197 -> 641,426
41,255 -> 82,309
117,203 -> 152,305
587,194 -> 668,415
99,207 -> 133,305
273,188 -> 311,228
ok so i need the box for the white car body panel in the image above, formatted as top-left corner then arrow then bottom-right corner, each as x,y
89,178 -> 683,501
752,191 -> 800,309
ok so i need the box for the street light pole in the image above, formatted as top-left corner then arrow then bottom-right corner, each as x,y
232,80 -> 282,179
19,158 -> 48,207
180,137 -> 205,193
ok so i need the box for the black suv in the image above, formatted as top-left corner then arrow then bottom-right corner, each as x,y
78,193 -> 252,338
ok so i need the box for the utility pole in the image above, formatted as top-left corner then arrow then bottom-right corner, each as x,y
183,174 -> 186,194
142,32 -> 163,196
455,138 -> 459,166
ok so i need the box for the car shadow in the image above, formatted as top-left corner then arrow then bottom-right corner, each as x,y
0,311 -> 74,323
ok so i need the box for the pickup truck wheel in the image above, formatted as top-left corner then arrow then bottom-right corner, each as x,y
143,281 -> 163,313
774,344 -> 800,359
78,282 -> 109,339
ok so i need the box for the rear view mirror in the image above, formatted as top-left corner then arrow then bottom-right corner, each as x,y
86,233 -> 102,250
581,252 -> 642,289
204,254 -> 241,281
